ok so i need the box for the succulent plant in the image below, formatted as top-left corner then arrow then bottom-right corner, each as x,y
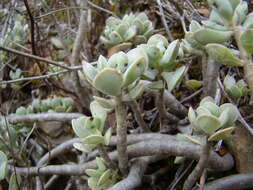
48,62 -> 65,79
83,47 -> 148,103
182,0 -> 253,66
138,34 -> 187,91
85,157 -> 118,190
15,106 -> 33,115
9,68 -> 24,90
32,97 -> 74,113
72,101 -> 112,152
100,12 -> 154,47
224,75 -> 249,99
188,96 -> 239,142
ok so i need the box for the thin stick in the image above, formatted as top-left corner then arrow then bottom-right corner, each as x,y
36,7 -> 86,19
156,90 -> 179,124
23,0 -> 37,57
0,46 -> 72,70
129,100 -> 150,132
87,0 -> 118,17
180,88 -> 203,103
156,0 -> 174,41
0,70 -> 71,85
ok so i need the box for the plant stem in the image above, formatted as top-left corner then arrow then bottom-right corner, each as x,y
183,139 -> 211,190
202,55 -> 220,97
156,90 -> 179,125
98,145 -> 117,170
115,96 -> 128,176
129,100 -> 150,132
234,28 -> 253,103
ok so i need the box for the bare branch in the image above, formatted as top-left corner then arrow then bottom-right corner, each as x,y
108,156 -> 163,190
204,173 -> 253,190
183,140 -> 211,190
8,137 -> 234,176
6,113 -> 84,124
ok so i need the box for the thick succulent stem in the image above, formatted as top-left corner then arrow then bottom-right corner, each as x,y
98,145 -> 117,170
234,28 -> 253,103
129,100 -> 150,132
156,90 -> 179,125
115,96 -> 128,176
183,139 -> 211,190
201,53 -> 220,97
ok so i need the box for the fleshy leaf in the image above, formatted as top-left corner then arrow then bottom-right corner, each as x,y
210,0 -> 233,22
224,75 -> 236,90
201,20 -> 229,31
188,107 -> 196,124
122,82 -> 145,101
193,28 -> 232,45
96,157 -> 107,171
108,51 -> 128,72
196,114 -> 222,135
201,101 -> 220,117
93,68 -> 123,96
147,80 -> 164,90
82,62 -> 98,83
83,135 -> 105,145
104,128 -> 112,146
147,34 -> 168,48
229,0 -> 240,10
243,12 -> 253,29
209,9 -> 225,25
124,25 -> 137,41
177,134 -> 203,145
232,1 -> 248,25
205,44 -> 244,66
109,31 -> 123,45
93,96 -> 116,109
240,29 -> 253,54
123,53 -> 147,87
73,142 -> 97,152
85,169 -> 102,178
72,117 -> 90,138
189,20 -> 202,32
208,127 -> 235,141
228,85 -> 242,99
160,40 -> 180,69
97,169 -> 111,186
219,103 -> 239,126
200,96 -> 215,106
88,177 -> 100,190
162,66 -> 186,92
196,106 -> 212,116
185,79 -> 202,89
97,55 -> 108,70
90,101 -> 107,124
